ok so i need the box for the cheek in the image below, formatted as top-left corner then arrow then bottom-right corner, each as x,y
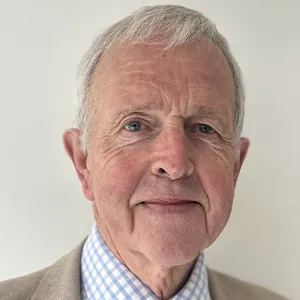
93,157 -> 143,203
198,144 -> 236,201
197,146 -> 235,199
90,150 -> 148,228
196,157 -> 235,240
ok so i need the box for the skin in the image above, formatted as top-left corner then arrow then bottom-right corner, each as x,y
63,39 -> 249,299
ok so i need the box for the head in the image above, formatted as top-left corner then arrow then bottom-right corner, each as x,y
63,5 -> 249,267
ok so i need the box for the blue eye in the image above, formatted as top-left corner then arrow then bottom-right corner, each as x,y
192,124 -> 215,134
124,120 -> 142,132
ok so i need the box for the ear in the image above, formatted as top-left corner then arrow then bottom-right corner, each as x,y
233,137 -> 250,186
62,129 -> 94,201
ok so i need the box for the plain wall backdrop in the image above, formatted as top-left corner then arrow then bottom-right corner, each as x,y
0,0 -> 299,299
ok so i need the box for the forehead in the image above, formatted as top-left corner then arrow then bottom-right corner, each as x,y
90,39 -> 235,119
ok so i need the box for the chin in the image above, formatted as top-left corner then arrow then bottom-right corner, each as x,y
139,231 -> 206,267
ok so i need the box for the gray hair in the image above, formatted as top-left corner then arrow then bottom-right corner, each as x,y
76,5 -> 245,153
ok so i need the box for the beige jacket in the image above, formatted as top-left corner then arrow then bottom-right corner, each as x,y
0,241 -> 288,300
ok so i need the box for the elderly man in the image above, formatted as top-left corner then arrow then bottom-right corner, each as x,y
0,5 -> 288,300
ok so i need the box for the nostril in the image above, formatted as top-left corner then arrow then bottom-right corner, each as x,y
158,168 -> 166,174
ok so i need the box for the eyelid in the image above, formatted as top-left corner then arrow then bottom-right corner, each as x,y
124,117 -> 145,125
123,115 -> 159,128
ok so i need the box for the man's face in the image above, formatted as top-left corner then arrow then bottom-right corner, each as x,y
71,41 -> 248,266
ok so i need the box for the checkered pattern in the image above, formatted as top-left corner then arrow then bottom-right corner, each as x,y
81,223 -> 211,300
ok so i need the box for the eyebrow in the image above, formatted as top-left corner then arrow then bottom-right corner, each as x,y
191,106 -> 228,130
113,102 -> 163,121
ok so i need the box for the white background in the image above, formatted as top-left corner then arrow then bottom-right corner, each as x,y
0,1 -> 298,299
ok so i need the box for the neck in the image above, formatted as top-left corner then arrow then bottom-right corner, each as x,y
119,251 -> 197,299
95,219 -> 198,299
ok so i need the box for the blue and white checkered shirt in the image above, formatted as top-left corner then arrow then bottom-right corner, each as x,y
81,223 -> 211,300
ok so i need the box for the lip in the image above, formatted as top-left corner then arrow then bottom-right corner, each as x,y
141,201 -> 199,213
141,198 -> 198,205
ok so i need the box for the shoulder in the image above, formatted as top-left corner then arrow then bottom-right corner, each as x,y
0,268 -> 48,300
207,268 -> 289,300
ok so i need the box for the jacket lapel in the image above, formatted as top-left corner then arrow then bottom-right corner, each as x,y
32,240 -> 85,300
208,268 -> 238,300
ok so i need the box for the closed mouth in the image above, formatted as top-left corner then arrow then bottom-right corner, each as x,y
140,200 -> 198,205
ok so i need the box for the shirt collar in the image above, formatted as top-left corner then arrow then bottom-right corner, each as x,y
81,223 -> 211,300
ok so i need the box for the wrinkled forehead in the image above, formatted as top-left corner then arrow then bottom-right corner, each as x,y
95,39 -> 233,84
89,39 -> 235,121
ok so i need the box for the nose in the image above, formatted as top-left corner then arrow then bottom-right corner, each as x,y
150,132 -> 194,180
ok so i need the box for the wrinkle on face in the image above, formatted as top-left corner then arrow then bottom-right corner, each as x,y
202,139 -> 238,175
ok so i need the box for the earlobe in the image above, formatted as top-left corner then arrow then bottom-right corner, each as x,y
233,137 -> 250,185
62,129 -> 95,201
